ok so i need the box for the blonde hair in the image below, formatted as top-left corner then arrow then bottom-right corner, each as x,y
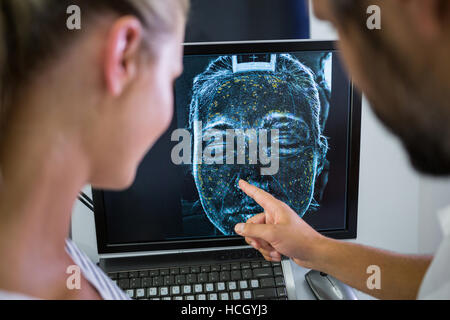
0,0 -> 189,141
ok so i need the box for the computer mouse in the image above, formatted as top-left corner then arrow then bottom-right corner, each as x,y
305,270 -> 358,300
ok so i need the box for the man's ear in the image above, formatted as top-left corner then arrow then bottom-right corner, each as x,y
407,0 -> 449,39
104,16 -> 143,96
313,136 -> 329,202
316,136 -> 329,175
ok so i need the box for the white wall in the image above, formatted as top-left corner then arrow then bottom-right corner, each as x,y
72,186 -> 98,262
354,99 -> 420,253
308,2 -> 337,40
418,177 -> 450,254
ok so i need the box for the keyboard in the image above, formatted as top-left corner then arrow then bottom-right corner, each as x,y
107,259 -> 288,300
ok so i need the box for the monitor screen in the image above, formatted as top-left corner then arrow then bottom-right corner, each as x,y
93,42 -> 360,253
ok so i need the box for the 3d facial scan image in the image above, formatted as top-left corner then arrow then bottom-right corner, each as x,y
181,53 -> 332,235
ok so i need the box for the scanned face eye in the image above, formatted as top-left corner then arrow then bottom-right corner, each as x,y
262,114 -> 312,158
190,54 -> 329,235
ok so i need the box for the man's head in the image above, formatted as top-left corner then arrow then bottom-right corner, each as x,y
313,0 -> 450,175
189,54 -> 329,235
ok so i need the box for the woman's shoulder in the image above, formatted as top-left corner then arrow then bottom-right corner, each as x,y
0,289 -> 39,300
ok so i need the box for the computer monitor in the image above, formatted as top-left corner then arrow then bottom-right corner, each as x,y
93,40 -> 362,254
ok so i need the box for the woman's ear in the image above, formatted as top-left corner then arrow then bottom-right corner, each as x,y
104,16 -> 143,96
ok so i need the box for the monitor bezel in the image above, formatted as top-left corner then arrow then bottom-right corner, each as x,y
93,40 -> 361,254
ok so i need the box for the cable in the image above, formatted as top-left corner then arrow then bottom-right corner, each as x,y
79,191 -> 93,206
77,192 -> 94,213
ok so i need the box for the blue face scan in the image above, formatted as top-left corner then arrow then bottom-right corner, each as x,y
189,53 -> 330,235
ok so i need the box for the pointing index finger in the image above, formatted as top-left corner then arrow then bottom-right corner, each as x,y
238,180 -> 277,211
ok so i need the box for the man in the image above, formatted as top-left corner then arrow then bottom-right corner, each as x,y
234,0 -> 450,299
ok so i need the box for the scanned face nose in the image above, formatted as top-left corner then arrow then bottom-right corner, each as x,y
191,54 -> 328,235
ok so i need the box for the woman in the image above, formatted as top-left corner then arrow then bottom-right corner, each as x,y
0,0 -> 189,300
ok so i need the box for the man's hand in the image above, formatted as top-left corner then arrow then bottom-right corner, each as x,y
234,180 -> 326,269
234,180 -> 432,300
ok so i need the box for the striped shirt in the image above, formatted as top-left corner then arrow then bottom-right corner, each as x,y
0,239 -> 130,300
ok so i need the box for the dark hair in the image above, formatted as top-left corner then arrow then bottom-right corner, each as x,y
0,0 -> 189,143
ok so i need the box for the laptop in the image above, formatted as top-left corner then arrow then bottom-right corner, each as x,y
92,40 -> 362,300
